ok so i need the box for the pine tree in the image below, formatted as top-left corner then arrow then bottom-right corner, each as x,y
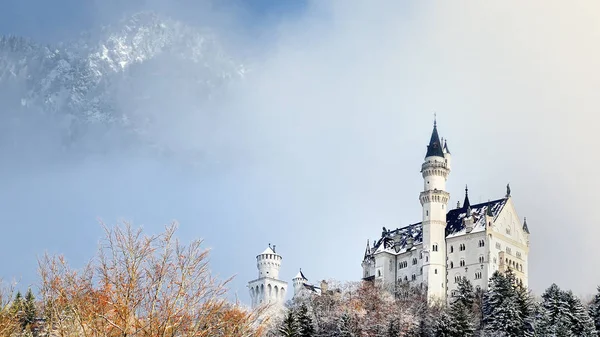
483,271 -> 523,336
297,304 -> 315,337
387,317 -> 400,337
448,278 -> 475,337
337,312 -> 354,337
590,286 -> 600,333
23,288 -> 36,330
564,290 -> 597,336
279,309 -> 299,337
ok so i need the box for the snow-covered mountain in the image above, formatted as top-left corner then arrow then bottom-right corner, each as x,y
0,12 -> 246,159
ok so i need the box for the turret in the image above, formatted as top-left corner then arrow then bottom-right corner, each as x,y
256,244 -> 282,279
293,269 -> 308,297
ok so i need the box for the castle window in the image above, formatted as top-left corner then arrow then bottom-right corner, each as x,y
404,276 -> 408,281
506,247 -> 512,255
496,242 -> 501,249
420,267 -> 423,275
433,244 -> 438,252
455,275 -> 461,283
475,271 -> 482,279
459,244 -> 466,251
412,258 -> 418,265
506,227 -> 511,235
435,269 -> 438,274
426,210 -> 429,216
493,257 -> 497,264
426,256 -> 429,262
420,252 -> 423,259
460,259 -> 465,267
478,240 -> 485,247
450,261 -> 454,268
479,256 -> 484,263
411,274 -> 416,281
516,251 -> 522,259
450,246 -> 454,253
378,270 -> 381,277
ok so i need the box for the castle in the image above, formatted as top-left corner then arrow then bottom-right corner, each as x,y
361,121 -> 530,301
248,120 -> 530,306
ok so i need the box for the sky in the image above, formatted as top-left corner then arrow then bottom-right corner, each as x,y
1,0 -> 600,305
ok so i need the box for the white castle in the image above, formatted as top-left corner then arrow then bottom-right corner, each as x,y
361,120 -> 530,301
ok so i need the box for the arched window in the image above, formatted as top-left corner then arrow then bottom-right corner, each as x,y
433,244 -> 438,252
450,245 -> 454,253
412,258 -> 418,265
435,269 -> 438,274
455,275 -> 461,283
411,274 -> 416,281
420,251 -> 423,259
378,270 -> 381,277
479,256 -> 484,263
450,261 -> 454,268
460,259 -> 465,267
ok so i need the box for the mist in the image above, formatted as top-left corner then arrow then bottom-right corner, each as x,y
1,0 -> 599,304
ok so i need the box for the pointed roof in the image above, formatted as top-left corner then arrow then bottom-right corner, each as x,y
294,269 -> 308,281
443,139 -> 451,154
425,120 -> 445,158
363,239 -> 371,259
463,185 -> 471,210
523,217 -> 530,234
261,246 -> 275,255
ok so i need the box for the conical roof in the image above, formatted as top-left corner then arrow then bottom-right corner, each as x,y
425,122 -> 445,158
294,269 -> 308,280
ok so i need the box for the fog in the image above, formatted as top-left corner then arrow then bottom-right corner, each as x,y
1,0 -> 599,303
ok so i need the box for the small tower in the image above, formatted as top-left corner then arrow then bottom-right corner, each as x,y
292,269 -> 308,297
248,244 -> 288,309
419,118 -> 451,301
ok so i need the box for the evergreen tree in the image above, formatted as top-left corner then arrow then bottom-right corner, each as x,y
337,312 -> 354,337
516,284 -> 534,336
296,304 -> 315,337
448,278 -> 475,337
589,286 -> 600,333
279,309 -> 299,337
482,270 -> 523,336
387,317 -> 400,337
23,288 -> 36,330
10,291 -> 23,316
564,290 -> 597,336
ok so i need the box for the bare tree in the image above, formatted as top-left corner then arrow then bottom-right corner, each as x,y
39,221 -> 265,337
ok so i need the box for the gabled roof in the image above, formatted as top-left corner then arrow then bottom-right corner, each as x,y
368,197 -> 509,257
425,123 -> 445,158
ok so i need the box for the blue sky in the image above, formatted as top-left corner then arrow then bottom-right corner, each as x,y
0,0 -> 308,42
2,0 -> 600,306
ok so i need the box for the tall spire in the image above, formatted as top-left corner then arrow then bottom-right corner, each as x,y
425,118 -> 444,158
463,185 -> 471,210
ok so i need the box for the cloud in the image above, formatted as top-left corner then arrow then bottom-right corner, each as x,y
2,0 -> 599,303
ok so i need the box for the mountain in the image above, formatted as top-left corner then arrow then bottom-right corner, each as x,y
0,12 -> 246,161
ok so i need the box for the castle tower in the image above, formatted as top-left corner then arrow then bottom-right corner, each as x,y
248,244 -> 288,309
419,119 -> 451,301
292,269 -> 308,297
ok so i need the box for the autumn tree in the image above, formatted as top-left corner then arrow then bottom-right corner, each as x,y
38,221 -> 265,337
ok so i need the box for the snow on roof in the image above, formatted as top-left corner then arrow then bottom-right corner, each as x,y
261,247 -> 275,255
368,198 -> 508,257
294,270 -> 308,280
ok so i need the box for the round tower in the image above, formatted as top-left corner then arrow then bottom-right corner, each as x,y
420,119 -> 451,301
256,244 -> 282,279
292,269 -> 308,297
248,244 -> 288,309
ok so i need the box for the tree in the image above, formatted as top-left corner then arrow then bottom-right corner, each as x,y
297,304 -> 315,337
538,283 -> 597,337
23,288 -> 36,331
0,281 -> 20,336
483,270 -> 523,336
38,221 -> 265,337
336,312 -> 354,337
448,278 -> 475,337
279,309 -> 298,337
589,286 -> 600,333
